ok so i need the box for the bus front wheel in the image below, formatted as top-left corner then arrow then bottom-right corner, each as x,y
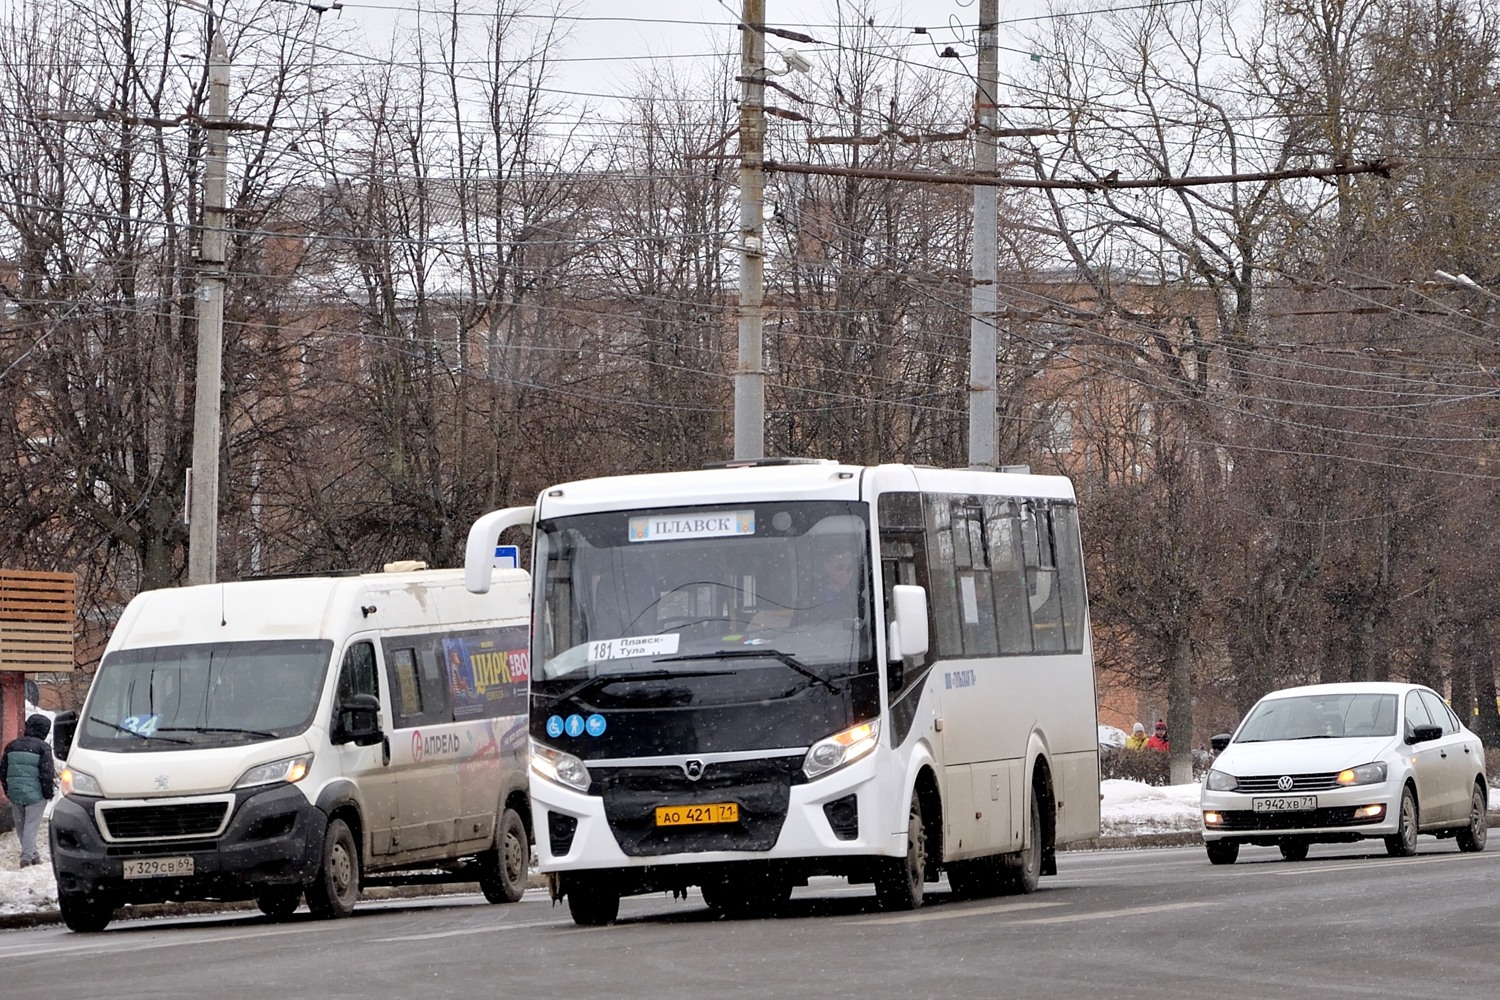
875,792 -> 927,911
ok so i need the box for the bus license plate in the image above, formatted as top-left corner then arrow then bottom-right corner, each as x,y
1252,796 -> 1316,813
655,803 -> 739,826
123,856 -> 195,879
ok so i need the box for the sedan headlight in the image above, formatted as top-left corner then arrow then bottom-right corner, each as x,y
234,754 -> 314,789
1336,762 -> 1387,786
531,740 -> 591,792
803,720 -> 880,780
61,767 -> 102,797
1204,769 -> 1238,792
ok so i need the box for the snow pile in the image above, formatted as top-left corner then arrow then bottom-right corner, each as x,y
1099,778 -> 1203,836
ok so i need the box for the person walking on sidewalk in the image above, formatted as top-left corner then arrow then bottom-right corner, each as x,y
1,714 -> 56,868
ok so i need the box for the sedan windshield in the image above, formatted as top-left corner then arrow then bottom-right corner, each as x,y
78,639 -> 333,751
1236,692 -> 1398,742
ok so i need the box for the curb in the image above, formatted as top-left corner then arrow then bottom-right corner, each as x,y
0,877 -> 545,932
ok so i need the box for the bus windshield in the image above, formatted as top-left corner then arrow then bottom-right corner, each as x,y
534,501 -> 876,700
77,639 -> 333,751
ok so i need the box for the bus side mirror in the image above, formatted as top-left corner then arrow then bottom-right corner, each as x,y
887,585 -> 929,662
53,710 -> 78,760
334,693 -> 383,747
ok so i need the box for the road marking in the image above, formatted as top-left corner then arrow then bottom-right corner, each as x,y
849,899 -> 1066,926
1023,901 -> 1210,925
375,918 -> 561,941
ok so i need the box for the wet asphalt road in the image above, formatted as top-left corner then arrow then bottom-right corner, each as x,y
3,836 -> 1497,1000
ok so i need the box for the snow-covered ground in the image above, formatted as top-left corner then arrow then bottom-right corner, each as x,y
0,778 -> 1208,919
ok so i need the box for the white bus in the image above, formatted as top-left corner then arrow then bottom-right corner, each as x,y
464,460 -> 1099,925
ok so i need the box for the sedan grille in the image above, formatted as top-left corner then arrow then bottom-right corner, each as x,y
96,797 -> 233,842
1233,772 -> 1344,793
1213,806 -> 1380,832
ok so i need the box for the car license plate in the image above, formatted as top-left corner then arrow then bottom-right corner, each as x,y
1252,796 -> 1317,813
655,802 -> 739,826
123,856 -> 194,879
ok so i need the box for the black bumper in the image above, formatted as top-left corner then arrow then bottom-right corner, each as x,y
50,784 -> 327,903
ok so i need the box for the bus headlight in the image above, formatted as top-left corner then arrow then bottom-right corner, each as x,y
532,740 -> 591,792
61,767 -> 102,797
235,754 -> 314,789
803,720 -> 880,780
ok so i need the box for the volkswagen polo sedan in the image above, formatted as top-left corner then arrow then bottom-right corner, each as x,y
1200,682 -> 1488,864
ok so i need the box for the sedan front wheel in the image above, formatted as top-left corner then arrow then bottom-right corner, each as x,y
1384,786 -> 1419,858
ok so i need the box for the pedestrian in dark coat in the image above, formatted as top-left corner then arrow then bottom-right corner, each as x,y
1,714 -> 56,867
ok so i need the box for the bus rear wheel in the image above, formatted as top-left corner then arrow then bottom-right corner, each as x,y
875,792 -> 927,911
1001,789 -> 1044,895
480,808 -> 530,904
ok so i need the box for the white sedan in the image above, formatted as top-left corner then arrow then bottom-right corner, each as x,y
1200,681 -> 1488,864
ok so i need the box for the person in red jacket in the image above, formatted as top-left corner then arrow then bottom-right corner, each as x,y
1145,719 -> 1170,752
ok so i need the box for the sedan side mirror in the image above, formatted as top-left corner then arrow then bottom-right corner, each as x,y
1210,733 -> 1231,753
1407,723 -> 1443,745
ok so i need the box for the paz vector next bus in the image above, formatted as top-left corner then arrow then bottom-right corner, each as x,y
463,460 -> 1100,925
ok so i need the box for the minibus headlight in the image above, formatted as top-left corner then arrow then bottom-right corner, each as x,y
531,740 -> 591,792
235,754 -> 315,789
803,720 -> 880,780
61,767 -> 102,797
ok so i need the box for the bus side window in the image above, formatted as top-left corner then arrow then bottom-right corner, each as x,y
337,641 -> 379,703
386,646 -> 424,726
985,497 -> 1033,654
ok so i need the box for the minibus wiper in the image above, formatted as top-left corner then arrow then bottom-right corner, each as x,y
658,649 -> 841,695
157,725 -> 280,739
548,669 -> 735,709
87,716 -> 193,744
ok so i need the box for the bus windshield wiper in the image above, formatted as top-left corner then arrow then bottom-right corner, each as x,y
658,649 -> 841,695
87,716 -> 193,744
547,669 -> 735,709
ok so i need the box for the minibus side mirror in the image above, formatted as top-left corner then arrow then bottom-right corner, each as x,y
334,693 -> 383,747
53,710 -> 78,760
887,585 -> 930,662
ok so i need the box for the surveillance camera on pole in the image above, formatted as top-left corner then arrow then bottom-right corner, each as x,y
779,47 -> 812,74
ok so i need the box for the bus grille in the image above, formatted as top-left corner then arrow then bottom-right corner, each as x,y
591,758 -> 800,857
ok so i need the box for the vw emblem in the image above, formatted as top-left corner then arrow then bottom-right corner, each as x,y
1277,775 -> 1294,792
683,759 -> 705,781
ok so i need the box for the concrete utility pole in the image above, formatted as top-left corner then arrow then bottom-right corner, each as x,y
188,34 -> 229,586
735,0 -> 767,461
968,0 -> 999,470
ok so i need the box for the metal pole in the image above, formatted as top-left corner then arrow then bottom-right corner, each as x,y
735,0 -> 767,461
188,34 -> 229,585
967,0 -> 999,470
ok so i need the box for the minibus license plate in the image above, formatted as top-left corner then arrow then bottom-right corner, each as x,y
1252,796 -> 1316,813
123,856 -> 194,879
655,803 -> 738,826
